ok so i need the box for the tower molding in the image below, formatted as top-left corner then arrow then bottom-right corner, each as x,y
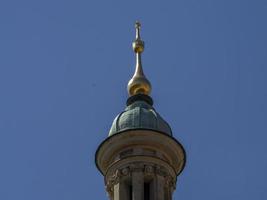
95,129 -> 186,200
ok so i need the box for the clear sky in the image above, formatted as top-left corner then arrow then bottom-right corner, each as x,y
0,0 -> 267,199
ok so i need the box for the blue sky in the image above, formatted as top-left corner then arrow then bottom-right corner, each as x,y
0,0 -> 267,199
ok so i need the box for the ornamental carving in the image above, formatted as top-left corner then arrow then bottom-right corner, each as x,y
144,165 -> 154,175
121,167 -> 130,176
155,165 -> 168,177
105,162 -> 176,195
165,175 -> 176,190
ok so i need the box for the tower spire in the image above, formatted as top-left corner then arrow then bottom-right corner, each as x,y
95,22 -> 186,200
127,21 -> 152,96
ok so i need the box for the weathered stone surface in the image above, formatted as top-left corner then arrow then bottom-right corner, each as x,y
96,129 -> 185,200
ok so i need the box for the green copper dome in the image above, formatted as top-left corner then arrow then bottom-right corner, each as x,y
109,98 -> 172,136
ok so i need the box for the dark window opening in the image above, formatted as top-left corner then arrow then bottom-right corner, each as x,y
144,182 -> 150,200
129,185 -> 132,200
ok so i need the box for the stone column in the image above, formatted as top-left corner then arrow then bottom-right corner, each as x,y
165,176 -> 174,200
107,168 -> 131,200
155,175 -> 165,200
132,170 -> 144,200
164,187 -> 171,200
114,181 -> 128,200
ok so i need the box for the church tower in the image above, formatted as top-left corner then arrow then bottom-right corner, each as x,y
95,22 -> 186,200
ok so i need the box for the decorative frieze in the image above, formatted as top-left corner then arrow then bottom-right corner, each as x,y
105,162 -> 176,196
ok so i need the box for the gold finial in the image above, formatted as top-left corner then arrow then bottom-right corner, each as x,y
127,21 -> 152,96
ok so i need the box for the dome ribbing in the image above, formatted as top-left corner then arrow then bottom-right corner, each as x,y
109,97 -> 172,136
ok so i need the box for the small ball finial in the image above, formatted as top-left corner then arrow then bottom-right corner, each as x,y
133,21 -> 144,53
135,21 -> 141,29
